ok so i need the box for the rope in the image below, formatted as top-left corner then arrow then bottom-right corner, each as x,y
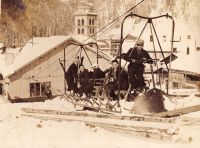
151,21 -> 169,71
149,22 -> 162,90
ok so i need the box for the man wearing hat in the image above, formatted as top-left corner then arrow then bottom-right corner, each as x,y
123,39 -> 153,91
105,60 -> 129,100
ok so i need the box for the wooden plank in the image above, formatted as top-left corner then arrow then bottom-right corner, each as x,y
21,108 -> 176,123
22,113 -> 175,130
151,104 -> 200,118
22,113 -> 178,141
23,114 -> 179,141
85,122 -> 174,142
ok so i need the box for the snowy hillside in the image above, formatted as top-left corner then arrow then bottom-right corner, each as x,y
1,0 -> 199,47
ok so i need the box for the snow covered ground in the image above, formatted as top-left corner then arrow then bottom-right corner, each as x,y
0,95 -> 200,148
164,91 -> 200,110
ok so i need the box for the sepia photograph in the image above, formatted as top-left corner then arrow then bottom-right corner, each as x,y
0,0 -> 200,147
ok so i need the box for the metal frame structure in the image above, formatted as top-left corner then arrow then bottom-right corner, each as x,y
118,13 -> 175,104
63,42 -> 99,94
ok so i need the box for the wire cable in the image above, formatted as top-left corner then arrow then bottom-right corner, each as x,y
31,0 -> 148,80
87,0 -> 147,42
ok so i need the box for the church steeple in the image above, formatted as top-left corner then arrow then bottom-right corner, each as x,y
74,0 -> 97,39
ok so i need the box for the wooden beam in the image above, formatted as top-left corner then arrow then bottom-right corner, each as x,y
22,113 -> 178,141
151,104 -> 200,118
21,108 -> 176,123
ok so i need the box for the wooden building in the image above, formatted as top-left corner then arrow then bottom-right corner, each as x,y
170,70 -> 200,89
169,50 -> 200,89
156,51 -> 200,89
1,36 -> 111,100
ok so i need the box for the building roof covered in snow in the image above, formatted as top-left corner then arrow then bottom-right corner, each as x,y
0,35 -> 112,78
171,51 -> 200,75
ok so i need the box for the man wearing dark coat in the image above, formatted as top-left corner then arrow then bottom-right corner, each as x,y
89,64 -> 105,87
105,60 -> 129,100
89,64 -> 105,79
59,59 -> 79,94
123,39 -> 153,91
78,65 -> 93,97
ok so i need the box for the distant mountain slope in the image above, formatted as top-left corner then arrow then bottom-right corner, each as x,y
0,0 -> 199,47
0,0 -> 78,47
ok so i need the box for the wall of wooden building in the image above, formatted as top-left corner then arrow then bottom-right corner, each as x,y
170,72 -> 200,89
170,72 -> 185,88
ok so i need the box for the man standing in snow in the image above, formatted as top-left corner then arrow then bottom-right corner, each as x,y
124,39 -> 153,92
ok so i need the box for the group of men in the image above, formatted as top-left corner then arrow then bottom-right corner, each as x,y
61,59 -> 105,98
62,39 -> 153,100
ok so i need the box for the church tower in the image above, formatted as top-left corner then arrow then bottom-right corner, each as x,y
74,0 -> 97,39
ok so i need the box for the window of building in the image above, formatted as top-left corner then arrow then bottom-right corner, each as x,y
186,75 -> 200,81
92,19 -> 94,25
30,82 -> 51,97
197,47 -> 200,51
187,35 -> 191,39
173,82 -> 178,88
82,28 -> 84,34
90,28 -> 92,34
187,47 -> 190,55
78,19 -> 80,26
163,35 -> 167,42
82,19 -> 84,25
78,28 -> 80,34
89,19 -> 92,25
92,28 -> 95,34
